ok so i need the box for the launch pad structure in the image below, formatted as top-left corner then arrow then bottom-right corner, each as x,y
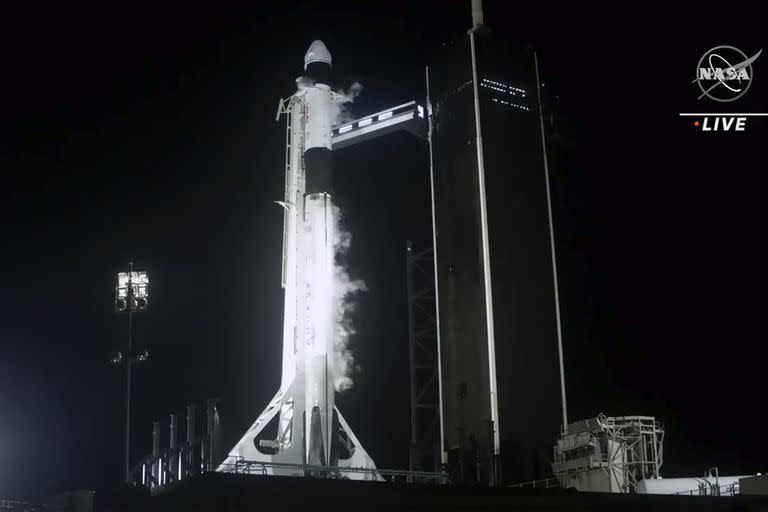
135,21 -> 569,488
130,41 -> 437,491
552,414 -> 665,493
132,64 -> 432,490
159,0 -> 575,487
131,1 -> 614,491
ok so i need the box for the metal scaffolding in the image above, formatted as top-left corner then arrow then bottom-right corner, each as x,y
552,413 -> 664,493
406,241 -> 441,473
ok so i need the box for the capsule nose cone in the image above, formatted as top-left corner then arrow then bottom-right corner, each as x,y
304,40 -> 332,69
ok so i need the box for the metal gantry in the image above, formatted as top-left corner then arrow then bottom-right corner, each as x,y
552,413 -> 665,493
406,241 -> 441,473
601,415 -> 664,492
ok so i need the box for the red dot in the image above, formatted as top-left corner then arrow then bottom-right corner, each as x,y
694,121 -> 700,127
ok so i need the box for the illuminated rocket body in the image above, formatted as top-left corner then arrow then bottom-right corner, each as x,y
218,41 -> 379,478
297,40 -> 336,467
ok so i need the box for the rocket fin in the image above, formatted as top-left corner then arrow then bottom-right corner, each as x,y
334,407 -> 384,481
217,371 -> 306,474
216,389 -> 284,470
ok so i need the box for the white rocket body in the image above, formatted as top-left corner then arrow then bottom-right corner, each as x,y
218,41 -> 379,478
303,84 -> 334,151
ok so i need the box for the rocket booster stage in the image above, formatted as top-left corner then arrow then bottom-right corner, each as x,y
218,41 -> 379,478
298,39 -> 336,468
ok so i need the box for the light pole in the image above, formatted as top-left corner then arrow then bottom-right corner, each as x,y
111,261 -> 150,483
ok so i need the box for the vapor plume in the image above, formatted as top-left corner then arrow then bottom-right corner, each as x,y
331,81 -> 363,126
332,205 -> 366,392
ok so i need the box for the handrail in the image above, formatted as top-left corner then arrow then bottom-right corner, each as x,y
226,459 -> 448,484
672,482 -> 740,496
508,477 -> 561,489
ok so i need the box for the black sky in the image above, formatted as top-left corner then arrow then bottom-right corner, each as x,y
1,0 -> 767,499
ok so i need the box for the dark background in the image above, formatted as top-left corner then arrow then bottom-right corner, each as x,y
1,0 -> 766,499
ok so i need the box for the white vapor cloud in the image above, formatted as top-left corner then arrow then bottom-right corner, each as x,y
331,81 -> 363,126
332,205 -> 366,392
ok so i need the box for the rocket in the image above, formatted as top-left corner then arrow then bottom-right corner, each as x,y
218,41 -> 379,478
297,39 -> 336,467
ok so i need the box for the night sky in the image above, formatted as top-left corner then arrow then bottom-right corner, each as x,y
2,0 -> 767,499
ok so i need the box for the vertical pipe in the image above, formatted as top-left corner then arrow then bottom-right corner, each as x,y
186,405 -> 196,476
534,50 -> 569,433
406,241 -> 417,471
425,66 -> 447,468
169,413 -> 178,480
123,261 -> 134,483
169,413 -> 178,448
652,422 -> 659,477
206,400 -> 215,472
152,421 -> 160,456
457,427 -> 465,482
469,28 -> 500,455
280,97 -> 301,391
151,420 -> 160,486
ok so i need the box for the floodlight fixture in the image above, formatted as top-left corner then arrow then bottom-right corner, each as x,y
115,270 -> 150,312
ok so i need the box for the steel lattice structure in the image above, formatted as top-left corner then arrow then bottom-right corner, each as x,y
406,242 -> 441,473
552,413 -> 664,493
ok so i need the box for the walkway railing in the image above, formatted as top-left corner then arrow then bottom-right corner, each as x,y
673,482 -> 740,496
221,459 -> 449,485
508,477 -> 562,489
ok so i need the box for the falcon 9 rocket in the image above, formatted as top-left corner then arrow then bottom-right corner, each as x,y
218,41 -> 380,479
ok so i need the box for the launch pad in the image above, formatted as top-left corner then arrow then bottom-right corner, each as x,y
111,472 -> 768,512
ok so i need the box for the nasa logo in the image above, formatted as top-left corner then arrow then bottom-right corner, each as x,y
694,45 -> 762,102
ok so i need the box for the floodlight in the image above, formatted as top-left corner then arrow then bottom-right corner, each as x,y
115,270 -> 150,312
135,297 -> 148,311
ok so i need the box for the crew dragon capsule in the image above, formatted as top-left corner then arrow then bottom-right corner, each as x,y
217,41 -> 380,478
